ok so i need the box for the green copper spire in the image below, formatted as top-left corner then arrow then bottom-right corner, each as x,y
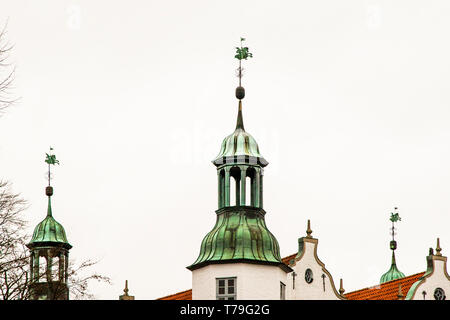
236,101 -> 244,131
28,148 -> 71,249
380,207 -> 404,283
213,38 -> 267,167
188,40 -> 290,273
212,101 -> 267,166
380,251 -> 405,283
29,193 -> 70,247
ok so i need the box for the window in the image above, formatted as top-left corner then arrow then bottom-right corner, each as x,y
216,277 -> 236,300
305,269 -> 313,284
434,288 -> 446,300
280,282 -> 286,300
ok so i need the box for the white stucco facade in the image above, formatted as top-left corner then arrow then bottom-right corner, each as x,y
188,235 -> 450,300
192,263 -> 288,300
287,237 -> 344,300
408,255 -> 450,300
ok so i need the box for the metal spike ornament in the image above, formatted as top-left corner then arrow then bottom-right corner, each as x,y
235,37 -> 253,100
45,147 -> 60,186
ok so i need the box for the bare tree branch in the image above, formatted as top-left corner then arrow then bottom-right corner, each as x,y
0,21 -> 18,116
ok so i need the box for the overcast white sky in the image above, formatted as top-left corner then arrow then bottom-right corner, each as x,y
1,0 -> 449,299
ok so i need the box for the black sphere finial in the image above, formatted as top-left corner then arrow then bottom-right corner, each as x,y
46,186 -> 53,197
235,86 -> 245,100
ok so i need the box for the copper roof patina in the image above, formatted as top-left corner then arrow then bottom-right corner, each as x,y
28,189 -> 71,249
187,206 -> 288,271
212,101 -> 268,167
380,251 -> 405,283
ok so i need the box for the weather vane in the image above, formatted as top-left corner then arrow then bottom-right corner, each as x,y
45,147 -> 60,186
389,207 -> 401,250
235,37 -> 253,88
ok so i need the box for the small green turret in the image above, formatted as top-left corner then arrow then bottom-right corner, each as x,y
27,148 -> 72,300
380,207 -> 405,284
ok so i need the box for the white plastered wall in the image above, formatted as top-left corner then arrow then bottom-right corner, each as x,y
410,257 -> 450,300
192,263 -> 288,300
287,238 -> 343,300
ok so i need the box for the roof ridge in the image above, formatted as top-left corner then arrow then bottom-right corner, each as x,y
345,272 -> 426,300
346,272 -> 425,295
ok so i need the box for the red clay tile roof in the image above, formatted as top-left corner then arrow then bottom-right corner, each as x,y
158,289 -> 192,300
282,253 -> 297,265
345,272 -> 425,300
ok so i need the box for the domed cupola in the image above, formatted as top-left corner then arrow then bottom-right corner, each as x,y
212,99 -> 268,167
28,186 -> 71,249
380,251 -> 405,284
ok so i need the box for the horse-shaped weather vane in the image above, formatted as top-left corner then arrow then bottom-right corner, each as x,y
390,208 -> 401,223
235,37 -> 253,87
45,147 -> 60,186
389,207 -> 401,249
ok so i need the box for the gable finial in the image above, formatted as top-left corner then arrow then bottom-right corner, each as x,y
124,280 -> 129,295
119,279 -> 135,300
339,278 -> 345,295
397,284 -> 404,300
306,219 -> 313,238
436,238 -> 442,256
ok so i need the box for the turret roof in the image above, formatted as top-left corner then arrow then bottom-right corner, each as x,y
28,188 -> 71,249
212,101 -> 268,167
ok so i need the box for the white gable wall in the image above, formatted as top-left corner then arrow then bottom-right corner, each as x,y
409,257 -> 450,300
192,263 -> 288,300
288,238 -> 343,300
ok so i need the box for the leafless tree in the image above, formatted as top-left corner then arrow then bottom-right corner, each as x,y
0,181 -> 111,300
0,180 -> 29,300
0,21 -> 17,116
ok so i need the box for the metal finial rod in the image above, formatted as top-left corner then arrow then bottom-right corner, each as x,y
234,37 -> 252,100
239,59 -> 242,87
436,238 -> 442,256
391,223 -> 395,241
